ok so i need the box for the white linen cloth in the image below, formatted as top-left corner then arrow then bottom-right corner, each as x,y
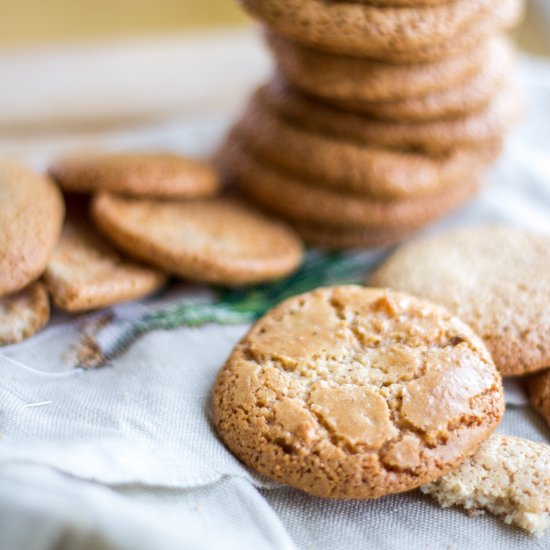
1,37 -> 550,549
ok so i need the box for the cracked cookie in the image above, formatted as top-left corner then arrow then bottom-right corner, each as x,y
370,225 -> 550,377
422,435 -> 550,535
212,286 -> 504,499
527,370 -> 550,429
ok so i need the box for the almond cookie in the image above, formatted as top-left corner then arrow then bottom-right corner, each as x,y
234,96 -> 499,199
0,161 -> 64,298
0,282 -> 50,346
213,286 -> 504,499
219,138 -> 482,230
422,435 -> 550,536
44,215 -> 166,312
241,0 -> 503,58
527,370 -> 550,429
371,225 -> 550,377
291,222 -> 416,251
327,43 -> 513,122
49,152 -> 219,199
265,80 -> 521,155
363,0 -> 522,63
92,194 -> 303,286
268,32 -> 506,105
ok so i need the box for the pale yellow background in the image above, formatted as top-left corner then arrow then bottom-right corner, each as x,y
0,0 -> 549,54
0,0 -> 248,48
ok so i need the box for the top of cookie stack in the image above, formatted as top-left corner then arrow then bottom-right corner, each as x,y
219,0 -> 525,249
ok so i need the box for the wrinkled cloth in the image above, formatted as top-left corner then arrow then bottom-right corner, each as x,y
1,54 -> 550,550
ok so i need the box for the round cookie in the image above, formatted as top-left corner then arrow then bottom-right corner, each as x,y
92,194 -> 303,286
327,43 -> 513,122
0,282 -> 50,346
265,80 -> 521,155
213,286 -> 504,499
44,216 -> 166,312
234,95 -> 499,199
219,137 -> 483,230
370,225 -> 550,377
527,370 -> 550,429
0,161 -> 65,298
49,152 -> 219,199
241,0 -> 501,58
268,32 -> 504,104
292,222 -> 416,251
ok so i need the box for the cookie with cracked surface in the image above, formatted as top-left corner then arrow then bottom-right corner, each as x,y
370,225 -> 550,377
44,215 -> 166,312
218,137 -> 482,230
268,32 -> 506,106
0,282 -> 50,346
0,161 -> 64,298
49,152 -> 219,199
326,42 -> 513,122
241,0 -> 505,58
527,370 -> 550,429
234,93 -> 499,199
422,435 -> 550,536
92,194 -> 303,286
265,80 -> 521,155
213,286 -> 504,499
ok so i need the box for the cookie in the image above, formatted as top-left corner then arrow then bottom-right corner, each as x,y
0,161 -> 64,298
213,286 -> 504,499
92,194 -> 303,286
0,282 -> 50,346
292,222 -> 416,251
219,138 -> 483,230
44,215 -> 167,312
234,95 -> 499,199
370,225 -> 550,377
527,370 -> 550,429
268,31 -> 504,104
326,42 -> 513,122
241,0 -> 502,58
363,0 -> 522,63
265,80 -> 521,155
422,435 -> 550,536
49,152 -> 219,199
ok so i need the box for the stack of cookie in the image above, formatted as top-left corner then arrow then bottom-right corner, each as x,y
219,0 -> 524,249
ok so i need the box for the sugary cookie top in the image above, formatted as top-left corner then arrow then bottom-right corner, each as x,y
213,286 -> 504,499
371,225 -> 550,376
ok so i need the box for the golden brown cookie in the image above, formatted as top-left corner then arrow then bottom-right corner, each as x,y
422,435 -> 550,535
0,161 -> 64,298
0,282 -> 50,346
268,32 -> 507,105
292,222 -> 416,251
49,152 -> 219,199
219,138 -> 483,230
92,194 -> 303,286
213,286 -> 504,499
370,225 -> 550,377
44,216 -> 166,312
241,0 -> 506,58
233,95 -> 499,199
364,0 -> 522,63
527,370 -> 550,429
264,80 -> 521,155
326,42 -> 513,122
